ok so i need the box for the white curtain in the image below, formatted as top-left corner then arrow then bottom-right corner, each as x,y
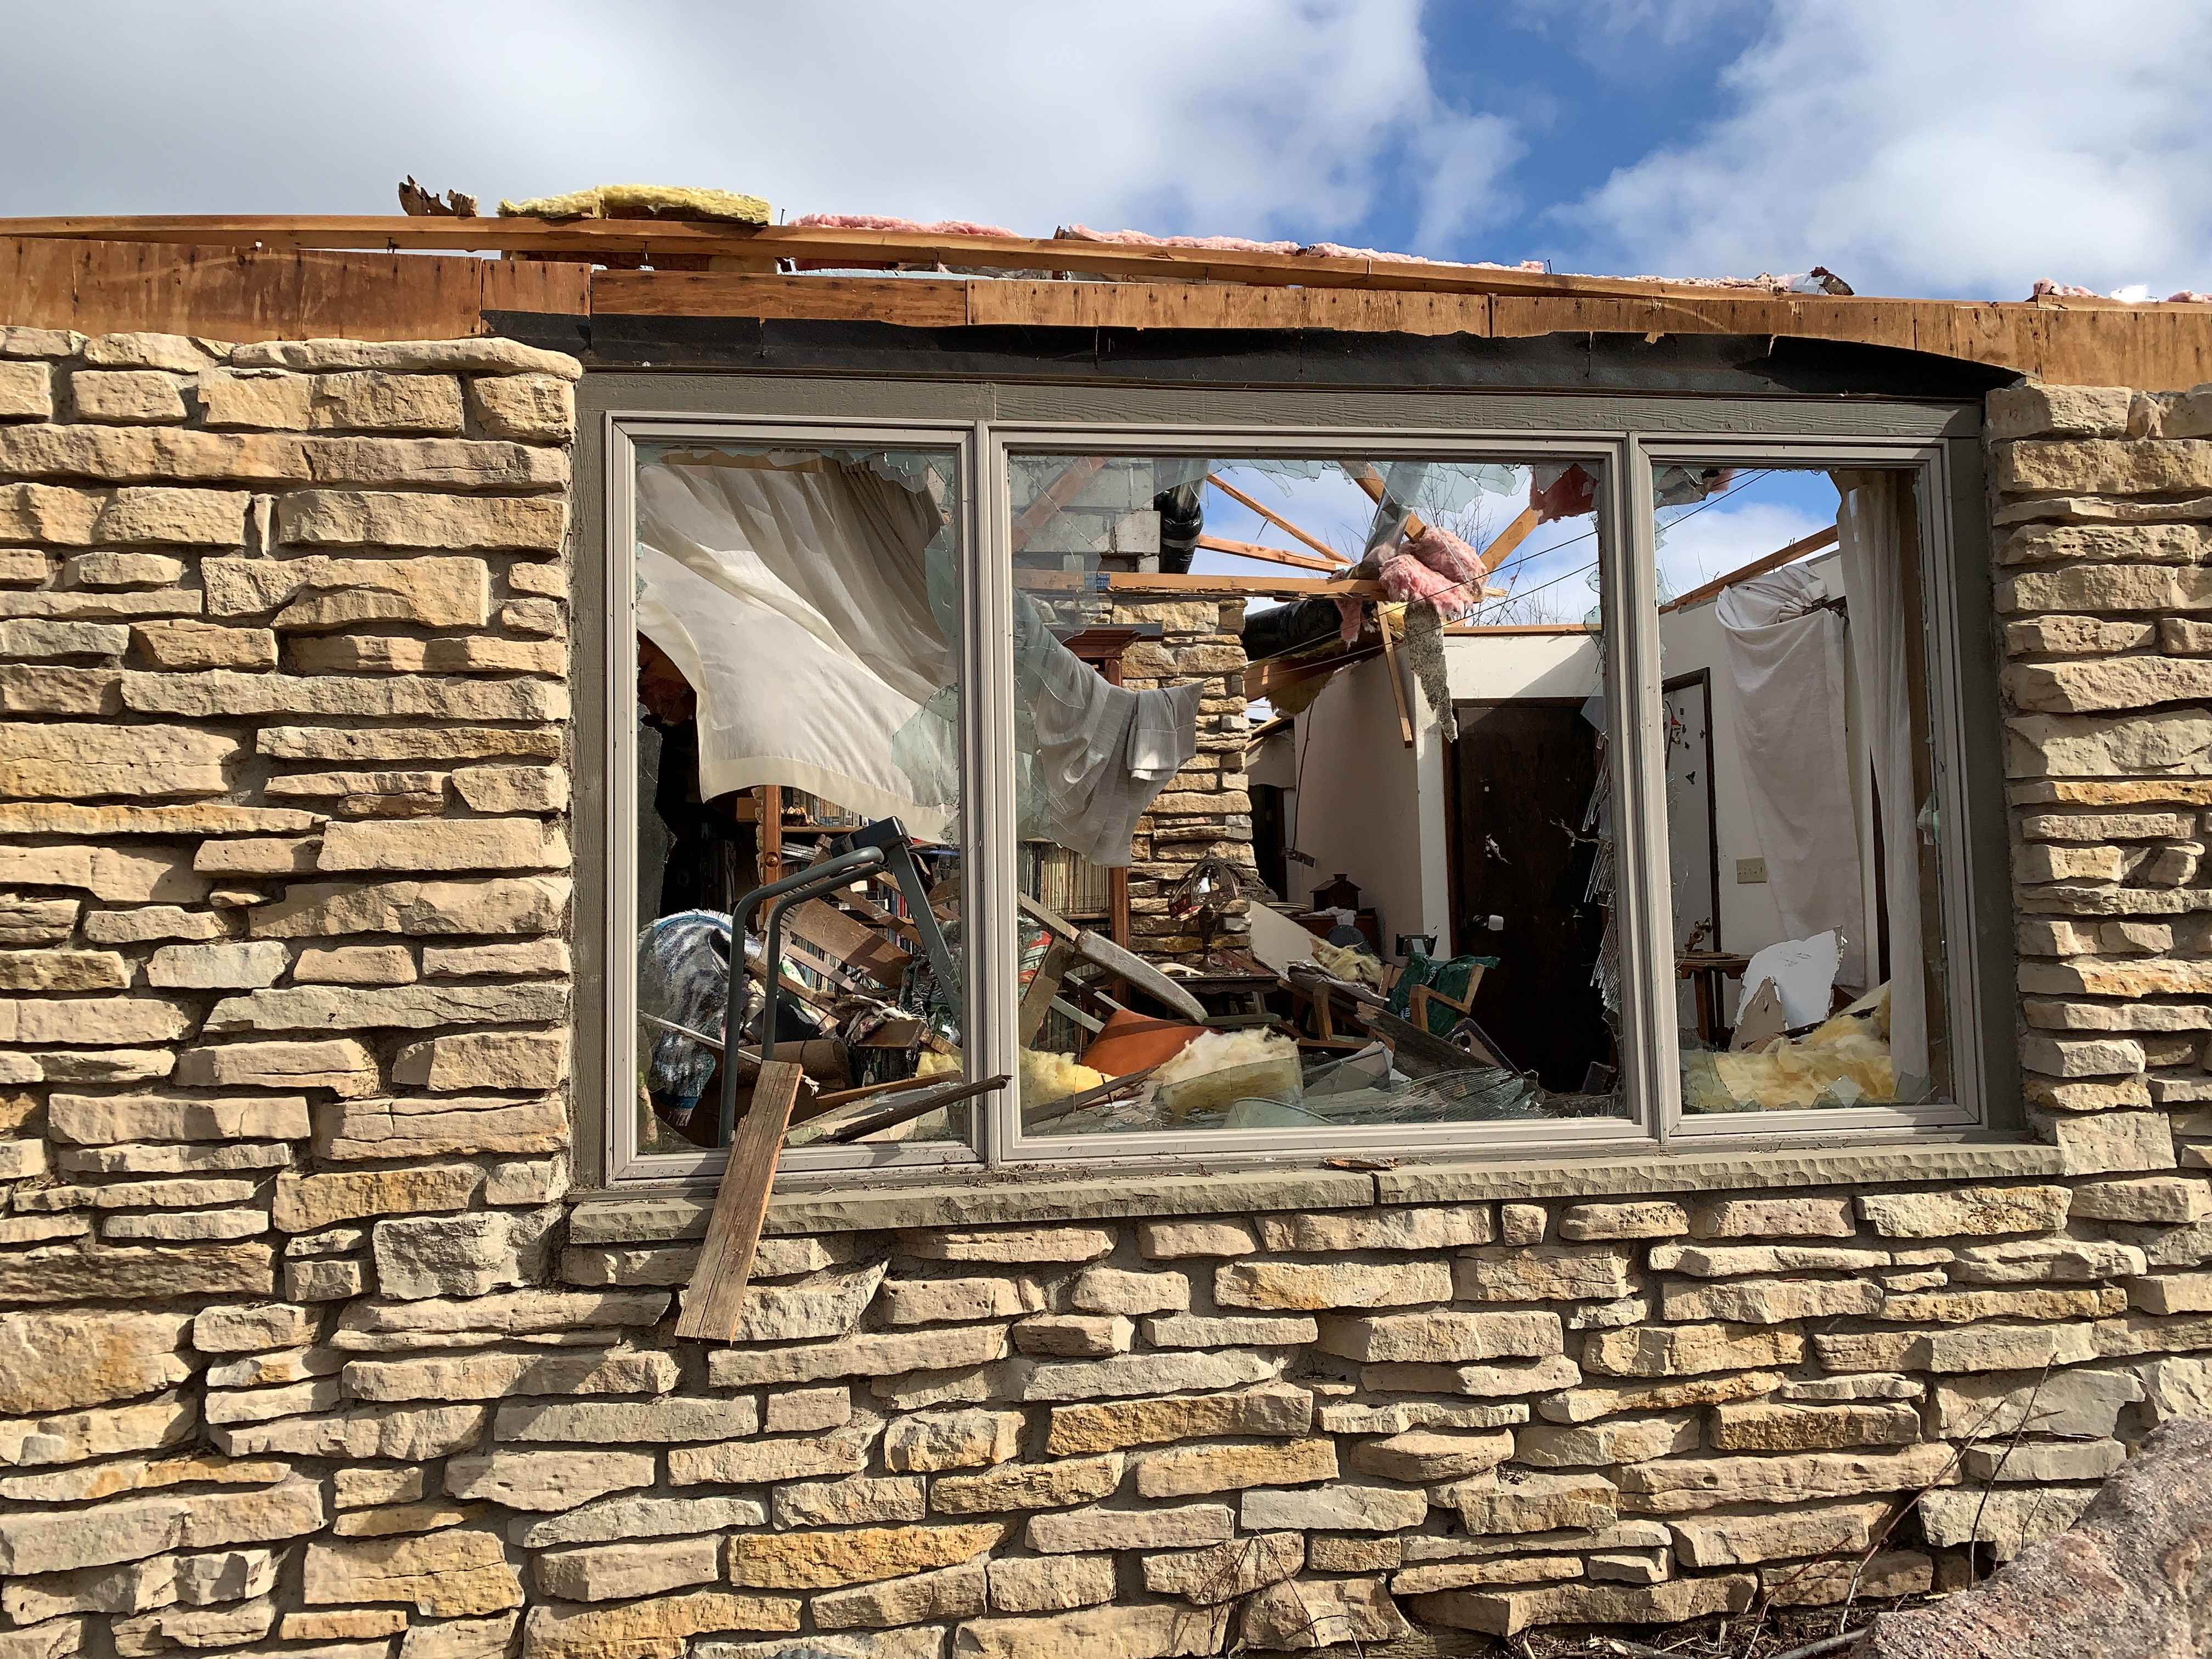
637,454 -> 957,837
1717,563 -> 1865,989
1833,470 -> 1929,1083
635,451 -> 1201,867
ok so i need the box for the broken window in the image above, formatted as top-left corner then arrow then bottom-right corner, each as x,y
605,415 -> 1983,1177
1006,451 -> 1630,1143
629,440 -> 978,1161
1655,465 -> 1954,1117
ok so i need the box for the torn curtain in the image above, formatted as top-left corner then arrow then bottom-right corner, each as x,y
1716,562 -> 1866,991
634,450 -> 1199,866
1833,470 -> 1929,1085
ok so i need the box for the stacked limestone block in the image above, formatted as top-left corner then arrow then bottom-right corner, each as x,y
560,1175 -> 2212,1649
1996,379 -> 2212,1176
1115,600 -> 1256,962
0,329 -> 578,1657
0,334 -> 2205,1658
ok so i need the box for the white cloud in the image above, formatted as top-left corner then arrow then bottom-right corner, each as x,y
1655,497 -> 1827,600
0,0 -> 1519,247
1558,2 -> 2212,299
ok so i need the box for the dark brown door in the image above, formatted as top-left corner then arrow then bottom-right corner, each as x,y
1447,700 -> 1612,1093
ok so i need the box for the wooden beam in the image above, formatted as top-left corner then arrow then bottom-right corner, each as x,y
1378,614 -> 1415,749
673,1059 -> 805,1342
1192,535 -> 1341,573
1206,474 -> 1347,563
1662,524 -> 1841,613
1018,571 -> 1383,599
1244,644 -> 1386,701
594,269 -> 968,325
1479,506 -> 1542,575
0,215 -> 1724,301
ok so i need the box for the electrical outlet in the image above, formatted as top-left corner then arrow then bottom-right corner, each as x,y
1735,857 -> 1768,884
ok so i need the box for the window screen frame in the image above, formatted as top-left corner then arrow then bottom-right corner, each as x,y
573,375 -> 2003,1189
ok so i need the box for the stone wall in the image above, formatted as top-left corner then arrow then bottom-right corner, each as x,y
0,334 -> 2208,1658
1116,599 -> 1255,960
1995,379 -> 2212,1178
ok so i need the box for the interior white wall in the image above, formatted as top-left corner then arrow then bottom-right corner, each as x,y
1286,655 -> 1424,957
1445,631 -> 1601,702
1656,548 -> 1871,977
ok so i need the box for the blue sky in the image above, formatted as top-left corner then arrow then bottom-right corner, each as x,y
4,1 -> 2209,302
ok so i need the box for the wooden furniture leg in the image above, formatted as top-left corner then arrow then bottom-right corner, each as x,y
1018,939 -> 1076,1047
675,1059 -> 805,1342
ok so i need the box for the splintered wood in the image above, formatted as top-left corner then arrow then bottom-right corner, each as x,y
674,1060 -> 806,1342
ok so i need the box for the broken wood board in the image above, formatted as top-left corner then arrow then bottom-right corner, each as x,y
674,1059 -> 806,1342
784,898 -> 912,990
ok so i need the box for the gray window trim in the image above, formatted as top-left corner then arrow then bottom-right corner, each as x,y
571,373 -> 2001,1191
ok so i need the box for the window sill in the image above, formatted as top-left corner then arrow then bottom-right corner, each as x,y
567,1131 -> 2070,1244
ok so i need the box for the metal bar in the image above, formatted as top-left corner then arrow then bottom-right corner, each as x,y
716,847 -> 887,1147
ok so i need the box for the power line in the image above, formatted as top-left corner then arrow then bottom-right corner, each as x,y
1470,468 -> 1791,623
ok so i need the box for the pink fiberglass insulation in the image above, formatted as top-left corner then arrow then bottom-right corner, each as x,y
1378,551 -> 1475,620
2030,279 -> 2212,304
1061,224 -> 1301,255
791,213 -> 1018,237
1404,526 -> 1485,592
1304,245 -> 1548,272
1334,593 -> 1367,646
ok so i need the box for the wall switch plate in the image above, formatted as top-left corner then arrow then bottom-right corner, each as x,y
1735,857 -> 1768,884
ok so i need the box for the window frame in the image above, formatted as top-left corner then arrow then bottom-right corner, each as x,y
1635,436 -> 1991,1140
575,375 -> 2003,1189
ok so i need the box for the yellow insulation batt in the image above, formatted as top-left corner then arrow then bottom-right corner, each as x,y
1151,1029 -> 1303,1121
498,184 -> 771,224
919,1047 -> 1108,1107
1690,983 -> 1897,1110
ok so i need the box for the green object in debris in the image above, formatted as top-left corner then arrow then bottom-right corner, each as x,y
1387,950 -> 1500,1037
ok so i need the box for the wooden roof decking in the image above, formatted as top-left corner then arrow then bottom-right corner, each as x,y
3,217 -> 2209,389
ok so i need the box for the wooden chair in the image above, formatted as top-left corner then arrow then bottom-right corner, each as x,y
1409,962 -> 1487,1036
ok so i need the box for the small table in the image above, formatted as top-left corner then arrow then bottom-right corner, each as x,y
1172,971 -> 1283,1030
1677,951 -> 1751,1046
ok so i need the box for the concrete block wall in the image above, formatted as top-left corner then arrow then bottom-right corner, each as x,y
0,335 -> 2207,1656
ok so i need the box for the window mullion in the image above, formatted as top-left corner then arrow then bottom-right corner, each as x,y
964,422 -> 1020,1165
1609,438 -> 1682,1143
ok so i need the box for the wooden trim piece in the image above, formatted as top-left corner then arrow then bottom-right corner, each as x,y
1442,623 -> 1601,636
673,1059 -> 805,1342
593,269 -> 968,325
1662,524 -> 1841,613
